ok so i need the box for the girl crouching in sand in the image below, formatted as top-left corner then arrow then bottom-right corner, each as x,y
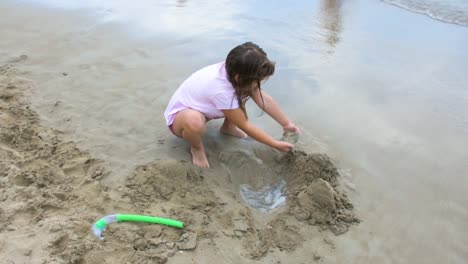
164,42 -> 300,168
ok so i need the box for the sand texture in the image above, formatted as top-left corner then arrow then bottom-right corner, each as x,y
1,58 -> 358,263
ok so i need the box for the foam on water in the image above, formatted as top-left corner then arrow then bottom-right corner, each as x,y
239,180 -> 287,212
382,0 -> 468,26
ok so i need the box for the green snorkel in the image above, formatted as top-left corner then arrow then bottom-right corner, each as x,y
92,214 -> 184,240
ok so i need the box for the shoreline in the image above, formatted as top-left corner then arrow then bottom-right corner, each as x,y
381,0 -> 468,28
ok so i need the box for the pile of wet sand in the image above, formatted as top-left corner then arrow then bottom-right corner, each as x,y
0,57 -> 359,263
281,151 -> 360,235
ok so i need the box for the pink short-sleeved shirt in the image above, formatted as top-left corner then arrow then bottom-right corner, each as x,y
164,62 -> 239,126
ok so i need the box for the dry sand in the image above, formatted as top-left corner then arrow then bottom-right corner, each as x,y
1,57 -> 358,263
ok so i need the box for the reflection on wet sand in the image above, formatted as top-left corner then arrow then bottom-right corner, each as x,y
319,0 -> 343,53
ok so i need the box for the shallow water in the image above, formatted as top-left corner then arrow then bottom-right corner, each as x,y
240,180 -> 287,212
4,0 -> 468,263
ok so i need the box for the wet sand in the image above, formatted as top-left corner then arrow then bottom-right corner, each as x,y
0,58 -> 358,263
1,0 -> 468,263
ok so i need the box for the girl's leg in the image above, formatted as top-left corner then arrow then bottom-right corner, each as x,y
220,117 -> 247,138
172,109 -> 210,168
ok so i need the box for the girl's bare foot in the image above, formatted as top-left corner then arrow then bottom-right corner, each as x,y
220,124 -> 247,138
191,146 -> 210,168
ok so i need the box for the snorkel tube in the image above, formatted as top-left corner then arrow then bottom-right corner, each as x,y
92,214 -> 184,240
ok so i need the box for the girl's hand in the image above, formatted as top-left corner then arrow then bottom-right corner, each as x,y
274,140 -> 294,152
283,122 -> 301,134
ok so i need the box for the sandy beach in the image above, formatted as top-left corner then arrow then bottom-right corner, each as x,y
0,45 -> 359,263
1,0 -> 468,263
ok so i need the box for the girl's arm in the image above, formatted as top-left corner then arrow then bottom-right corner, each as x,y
222,108 -> 293,152
251,89 -> 301,133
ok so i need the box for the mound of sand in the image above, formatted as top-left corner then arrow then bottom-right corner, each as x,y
0,58 -> 359,263
281,151 -> 360,234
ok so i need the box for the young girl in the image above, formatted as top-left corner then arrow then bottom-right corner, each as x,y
164,42 -> 300,168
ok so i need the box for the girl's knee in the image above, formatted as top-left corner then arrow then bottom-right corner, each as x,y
184,117 -> 206,134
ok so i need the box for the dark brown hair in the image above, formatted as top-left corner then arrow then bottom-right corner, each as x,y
225,42 -> 275,116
